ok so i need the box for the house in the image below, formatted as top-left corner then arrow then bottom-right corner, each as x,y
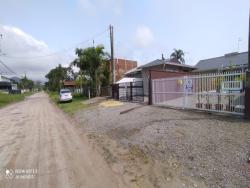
125,58 -> 196,96
0,75 -> 13,91
10,76 -> 21,84
63,80 -> 77,91
111,58 -> 137,82
195,52 -> 248,73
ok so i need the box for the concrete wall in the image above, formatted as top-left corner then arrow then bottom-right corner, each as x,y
142,69 -> 193,97
141,70 -> 149,96
128,63 -> 194,97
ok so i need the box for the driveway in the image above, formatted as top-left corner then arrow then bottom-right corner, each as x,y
0,92 -> 124,188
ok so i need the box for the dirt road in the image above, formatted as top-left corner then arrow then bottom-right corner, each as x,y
0,92 -> 124,188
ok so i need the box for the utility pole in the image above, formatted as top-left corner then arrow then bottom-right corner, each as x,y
245,11 -> 250,119
0,34 -> 1,77
109,25 -> 115,84
0,34 -> 2,54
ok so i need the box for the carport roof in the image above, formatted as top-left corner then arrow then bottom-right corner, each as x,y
116,77 -> 142,84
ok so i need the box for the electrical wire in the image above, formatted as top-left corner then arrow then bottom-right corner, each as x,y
0,27 -> 111,79
0,59 -> 20,76
2,28 -> 110,60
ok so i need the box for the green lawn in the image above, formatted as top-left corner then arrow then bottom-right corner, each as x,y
48,92 -> 87,114
0,92 -> 33,108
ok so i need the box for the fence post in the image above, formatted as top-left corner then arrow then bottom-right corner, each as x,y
148,70 -> 152,105
245,71 -> 250,118
183,76 -> 187,109
245,14 -> 250,118
130,82 -> 133,101
88,87 -> 90,99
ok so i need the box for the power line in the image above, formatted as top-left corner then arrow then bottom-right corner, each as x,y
2,28 -> 109,60
0,59 -> 20,77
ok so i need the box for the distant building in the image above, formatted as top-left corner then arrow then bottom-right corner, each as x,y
63,80 -> 77,91
0,75 -> 12,82
195,52 -> 248,73
0,75 -> 12,91
11,76 -> 21,84
111,58 -> 137,82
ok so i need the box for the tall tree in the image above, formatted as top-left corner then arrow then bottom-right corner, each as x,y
170,49 -> 185,64
45,64 -> 69,91
72,45 -> 110,96
18,75 -> 34,91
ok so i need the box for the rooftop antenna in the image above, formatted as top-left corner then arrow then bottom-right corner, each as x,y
161,53 -> 165,60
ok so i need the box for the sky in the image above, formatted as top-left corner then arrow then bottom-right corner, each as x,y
0,0 -> 249,81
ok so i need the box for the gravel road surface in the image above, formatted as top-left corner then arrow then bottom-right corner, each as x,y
76,100 -> 250,188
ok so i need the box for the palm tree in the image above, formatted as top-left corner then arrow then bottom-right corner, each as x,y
170,49 -> 185,64
71,45 -> 110,96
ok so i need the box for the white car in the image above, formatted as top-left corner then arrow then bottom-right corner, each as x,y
59,89 -> 72,102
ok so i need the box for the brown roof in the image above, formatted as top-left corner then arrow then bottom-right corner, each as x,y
140,59 -> 195,69
63,80 -> 76,86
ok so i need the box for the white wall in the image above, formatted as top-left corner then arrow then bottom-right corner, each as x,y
0,75 -> 11,82
141,70 -> 149,96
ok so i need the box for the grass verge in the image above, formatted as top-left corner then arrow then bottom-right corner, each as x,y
0,92 -> 33,108
48,92 -> 87,114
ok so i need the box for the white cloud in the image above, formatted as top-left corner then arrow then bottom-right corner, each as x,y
77,0 -> 123,15
78,0 -> 96,15
0,25 -> 65,81
2,25 -> 48,55
135,26 -> 155,48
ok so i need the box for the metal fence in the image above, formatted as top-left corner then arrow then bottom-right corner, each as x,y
152,70 -> 246,115
119,81 -> 144,102
100,86 -> 112,97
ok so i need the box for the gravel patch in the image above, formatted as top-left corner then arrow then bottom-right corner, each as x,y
75,100 -> 250,188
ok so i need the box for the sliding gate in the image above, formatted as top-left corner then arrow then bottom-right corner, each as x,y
119,81 -> 144,102
152,71 -> 246,115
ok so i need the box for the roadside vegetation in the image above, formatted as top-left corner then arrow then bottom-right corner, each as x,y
170,48 -> 185,64
48,92 -> 87,114
45,45 -> 111,114
17,75 -> 34,90
45,45 -> 110,97
0,92 -> 33,108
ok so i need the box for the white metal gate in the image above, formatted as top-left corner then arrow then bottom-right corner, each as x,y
152,71 -> 246,115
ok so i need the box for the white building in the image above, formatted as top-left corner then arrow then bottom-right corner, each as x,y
0,74 -> 12,82
0,74 -> 16,91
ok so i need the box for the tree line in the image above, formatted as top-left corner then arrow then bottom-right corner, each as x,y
45,45 -> 110,96
44,46 -> 186,95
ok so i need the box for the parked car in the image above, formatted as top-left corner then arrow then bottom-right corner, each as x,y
59,89 -> 72,102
